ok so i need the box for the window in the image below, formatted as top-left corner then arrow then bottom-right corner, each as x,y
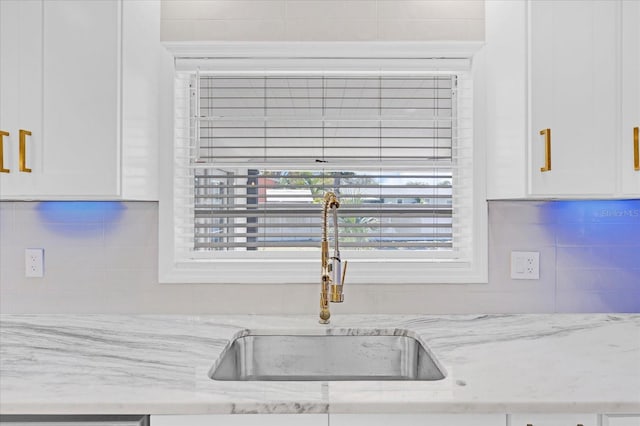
161,53 -> 486,284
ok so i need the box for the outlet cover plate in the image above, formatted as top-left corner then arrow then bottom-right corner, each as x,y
25,248 -> 44,278
510,251 -> 539,280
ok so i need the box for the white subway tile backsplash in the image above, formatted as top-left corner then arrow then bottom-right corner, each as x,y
103,245 -> 157,270
378,20 -> 469,41
488,200 -> 552,225
160,20 -> 196,41
1,289 -> 65,314
0,246 -> 25,291
103,207 -> 158,248
0,203 -> 15,246
160,0 -> 485,42
341,286 -> 556,314
15,221 -> 104,247
556,268 -> 640,292
162,1 -> 285,21
490,223 -> 556,247
41,267 -> 108,292
379,19 -> 485,42
555,291 -> 640,313
1,200 -> 638,313
556,222 -> 640,246
42,245 -> 109,271
194,19 -> 287,41
458,290 -> 556,313
201,1 -> 286,20
105,268 -> 190,314
378,1 -> 484,20
286,19 -> 378,41
557,246 -> 640,271
464,18 -> 485,40
550,200 -> 640,224
285,1 -> 377,20
161,0 -> 207,20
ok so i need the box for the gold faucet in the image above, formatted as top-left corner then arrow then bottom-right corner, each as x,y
319,191 -> 347,324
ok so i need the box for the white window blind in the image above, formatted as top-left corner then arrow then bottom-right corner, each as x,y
173,66 -> 474,263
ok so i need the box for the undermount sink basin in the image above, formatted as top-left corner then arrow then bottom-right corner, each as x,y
210,333 -> 446,381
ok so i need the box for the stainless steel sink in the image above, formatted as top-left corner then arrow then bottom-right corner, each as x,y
210,333 -> 446,381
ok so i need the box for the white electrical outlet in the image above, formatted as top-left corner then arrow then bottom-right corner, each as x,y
510,251 -> 539,280
25,248 -> 44,278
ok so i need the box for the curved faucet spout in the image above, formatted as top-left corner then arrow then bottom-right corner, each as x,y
319,191 -> 347,324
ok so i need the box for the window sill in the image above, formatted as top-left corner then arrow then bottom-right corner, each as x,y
159,257 -> 488,285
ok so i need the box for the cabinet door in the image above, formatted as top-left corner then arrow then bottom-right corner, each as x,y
0,0 -> 120,199
36,0 -> 120,197
621,0 -> 640,196
510,414 -> 598,426
0,415 -> 147,426
120,0 -> 161,200
529,0 -> 618,196
150,414 -> 327,426
0,0 -> 43,197
603,415 -> 640,426
329,414 -> 505,426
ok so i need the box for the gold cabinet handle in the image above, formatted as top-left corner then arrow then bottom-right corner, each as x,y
19,129 -> 32,173
634,126 -> 639,171
0,130 -> 9,173
540,128 -> 551,172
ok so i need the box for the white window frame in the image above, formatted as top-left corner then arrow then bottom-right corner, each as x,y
159,42 -> 487,284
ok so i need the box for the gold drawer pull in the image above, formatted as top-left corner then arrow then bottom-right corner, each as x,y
525,423 -> 582,426
526,422 -> 583,425
0,130 -> 9,173
19,129 -> 32,173
540,128 -> 551,172
634,126 -> 639,171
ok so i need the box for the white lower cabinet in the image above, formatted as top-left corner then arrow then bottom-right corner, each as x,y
151,414 -> 505,426
151,414 -> 640,426
150,415 -> 326,426
603,416 -> 640,426
329,414 -> 505,426
510,414 -> 598,426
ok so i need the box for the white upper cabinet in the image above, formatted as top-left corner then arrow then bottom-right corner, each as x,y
0,0 -> 159,200
529,0 -> 618,196
40,0 -> 120,197
621,0 -> 640,196
0,0 -> 43,196
486,0 -> 639,199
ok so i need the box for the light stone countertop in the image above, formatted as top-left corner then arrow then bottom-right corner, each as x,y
0,314 -> 639,415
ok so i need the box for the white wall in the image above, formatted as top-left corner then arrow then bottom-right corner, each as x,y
1,200 -> 638,314
160,0 -> 485,42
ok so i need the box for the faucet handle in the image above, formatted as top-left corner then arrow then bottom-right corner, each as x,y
341,260 -> 348,286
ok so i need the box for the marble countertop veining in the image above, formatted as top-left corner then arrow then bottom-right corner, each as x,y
0,314 -> 639,415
